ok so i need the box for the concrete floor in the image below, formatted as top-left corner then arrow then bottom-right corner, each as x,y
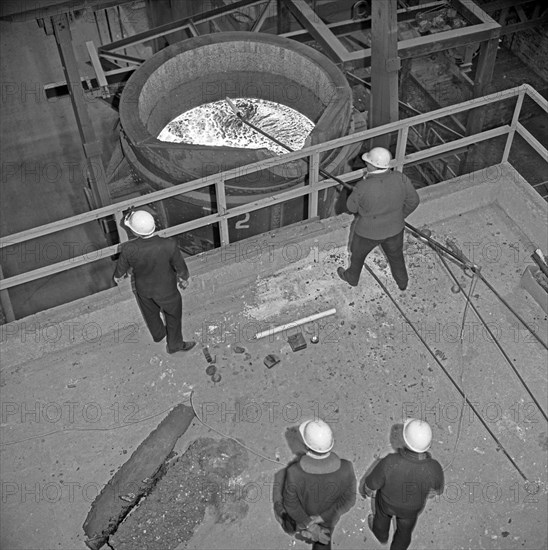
1,164 -> 547,550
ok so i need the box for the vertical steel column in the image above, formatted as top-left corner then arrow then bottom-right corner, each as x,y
52,14 -> 112,212
370,0 -> 400,149
308,152 -> 320,218
461,36 -> 499,172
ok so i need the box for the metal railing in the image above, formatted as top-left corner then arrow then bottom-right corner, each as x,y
1,84 -> 547,303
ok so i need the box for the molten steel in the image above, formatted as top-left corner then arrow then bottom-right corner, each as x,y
157,98 -> 314,155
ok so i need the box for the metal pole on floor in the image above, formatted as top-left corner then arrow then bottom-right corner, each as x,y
363,262 -> 532,484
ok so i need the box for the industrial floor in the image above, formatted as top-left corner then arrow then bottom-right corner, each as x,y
1,164 -> 547,550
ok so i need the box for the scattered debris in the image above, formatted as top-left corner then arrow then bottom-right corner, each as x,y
264,354 -> 281,369
288,333 -> 307,351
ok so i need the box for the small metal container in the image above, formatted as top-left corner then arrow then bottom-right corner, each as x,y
310,335 -> 319,344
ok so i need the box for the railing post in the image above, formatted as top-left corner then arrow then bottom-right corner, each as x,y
215,179 -> 230,247
394,126 -> 408,173
502,86 -> 526,163
308,152 -> 320,219
0,265 -> 16,323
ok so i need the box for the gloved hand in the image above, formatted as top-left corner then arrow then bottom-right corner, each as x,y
114,275 -> 126,285
361,482 -> 375,498
178,277 -> 189,289
301,524 -> 331,545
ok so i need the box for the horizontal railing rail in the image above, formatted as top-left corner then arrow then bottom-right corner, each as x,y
1,84 -> 547,296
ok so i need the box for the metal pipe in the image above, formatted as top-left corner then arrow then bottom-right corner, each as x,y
362,263 -> 531,483
406,223 -> 548,350
435,246 -> 548,422
253,308 -> 337,340
225,97 -> 357,191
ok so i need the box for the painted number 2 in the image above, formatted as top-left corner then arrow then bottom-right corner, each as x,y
235,213 -> 250,229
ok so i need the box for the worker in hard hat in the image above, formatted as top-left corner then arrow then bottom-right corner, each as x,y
360,419 -> 444,550
281,419 -> 356,549
113,210 -> 196,354
337,146 -> 420,290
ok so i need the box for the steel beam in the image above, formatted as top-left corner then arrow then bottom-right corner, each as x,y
53,13 -> 111,209
0,0 -> 135,21
461,36 -> 501,172
370,0 -> 400,147
282,0 -> 349,62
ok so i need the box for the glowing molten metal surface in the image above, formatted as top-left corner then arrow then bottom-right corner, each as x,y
157,98 -> 314,155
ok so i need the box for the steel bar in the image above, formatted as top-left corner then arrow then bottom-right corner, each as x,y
405,223 -> 548,350
435,247 -> 548,421
362,263 -> 530,482
254,309 -> 337,340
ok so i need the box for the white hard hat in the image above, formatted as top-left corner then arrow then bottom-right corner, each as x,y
403,418 -> 432,453
361,147 -> 392,169
299,419 -> 334,453
125,210 -> 155,236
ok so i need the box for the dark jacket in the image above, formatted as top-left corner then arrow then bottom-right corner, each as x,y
347,170 -> 420,239
114,236 -> 189,298
283,453 -> 356,529
364,448 -> 444,512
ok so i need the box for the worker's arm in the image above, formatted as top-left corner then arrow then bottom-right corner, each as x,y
364,458 -> 386,492
113,244 -> 130,283
170,241 -> 190,284
402,174 -> 420,218
346,181 -> 364,214
359,474 -> 375,498
317,462 -> 357,524
282,469 -> 313,529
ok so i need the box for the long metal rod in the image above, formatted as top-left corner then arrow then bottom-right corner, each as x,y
406,223 -> 548,350
435,247 -> 548,422
254,308 -> 337,340
225,97 -> 356,191
362,263 -> 530,482
227,97 -> 548,352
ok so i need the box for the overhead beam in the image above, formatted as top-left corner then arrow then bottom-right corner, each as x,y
0,0 -> 135,21
99,0 -> 266,52
370,0 -> 400,147
482,0 -> 542,12
53,13 -> 112,209
343,22 -> 501,65
283,1 -> 447,42
281,0 -> 349,62
499,13 -> 548,34
461,36 -> 501,172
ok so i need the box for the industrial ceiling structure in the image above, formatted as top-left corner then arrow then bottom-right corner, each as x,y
5,0 -> 544,213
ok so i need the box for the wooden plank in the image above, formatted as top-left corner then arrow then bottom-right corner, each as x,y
282,0 -> 349,62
